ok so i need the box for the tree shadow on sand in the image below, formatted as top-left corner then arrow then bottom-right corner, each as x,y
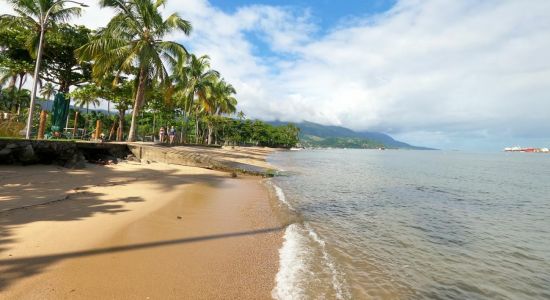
0,226 -> 285,291
0,163 -> 232,291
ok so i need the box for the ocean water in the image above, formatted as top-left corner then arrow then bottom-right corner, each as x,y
267,149 -> 550,300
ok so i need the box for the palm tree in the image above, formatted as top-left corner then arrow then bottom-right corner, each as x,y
77,0 -> 191,142
173,54 -> 218,143
0,59 -> 35,114
0,1 -> 83,55
0,0 -> 85,138
211,79 -> 237,116
40,82 -> 56,101
205,78 -> 237,144
71,85 -> 100,136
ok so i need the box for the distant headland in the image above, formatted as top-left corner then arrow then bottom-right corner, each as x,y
268,121 -> 435,150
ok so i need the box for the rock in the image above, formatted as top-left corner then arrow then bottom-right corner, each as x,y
18,144 -> 37,163
177,216 -> 182,219
126,154 -> 141,162
0,147 -> 12,156
64,153 -> 86,169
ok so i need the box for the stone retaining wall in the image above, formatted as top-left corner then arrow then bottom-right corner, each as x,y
127,144 -> 269,176
0,140 -> 268,176
0,140 -> 130,168
0,139 -> 86,168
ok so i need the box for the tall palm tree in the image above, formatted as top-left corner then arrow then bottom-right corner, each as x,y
205,78 -> 237,144
210,78 -> 237,116
77,0 -> 191,141
173,54 -> 218,143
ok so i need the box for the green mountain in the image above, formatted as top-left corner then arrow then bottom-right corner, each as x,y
268,121 -> 434,150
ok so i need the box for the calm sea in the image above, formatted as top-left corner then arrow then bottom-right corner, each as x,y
267,149 -> 550,300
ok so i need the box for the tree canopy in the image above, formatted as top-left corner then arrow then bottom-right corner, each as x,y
0,0 -> 300,148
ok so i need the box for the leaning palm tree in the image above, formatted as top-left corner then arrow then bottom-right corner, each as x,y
77,0 -> 191,141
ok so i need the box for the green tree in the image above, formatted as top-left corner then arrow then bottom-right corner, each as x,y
0,0 -> 84,138
0,24 -> 35,114
41,24 -> 92,93
77,0 -> 191,141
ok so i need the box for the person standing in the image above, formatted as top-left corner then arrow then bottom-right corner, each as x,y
159,127 -> 166,143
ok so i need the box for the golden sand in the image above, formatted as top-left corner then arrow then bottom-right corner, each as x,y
0,149 -> 283,299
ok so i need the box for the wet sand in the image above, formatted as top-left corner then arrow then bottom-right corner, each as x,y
0,158 -> 284,299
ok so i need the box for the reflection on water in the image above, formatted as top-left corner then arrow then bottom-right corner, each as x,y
269,150 -> 550,299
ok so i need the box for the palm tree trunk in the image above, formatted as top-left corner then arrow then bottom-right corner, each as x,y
64,96 -> 70,132
180,113 -> 187,144
84,104 -> 89,136
15,75 -> 24,115
153,113 -> 156,137
207,123 -> 213,145
195,117 -> 199,144
8,75 -> 16,112
108,116 -> 117,141
128,66 -> 146,142
117,110 -> 125,141
73,110 -> 79,138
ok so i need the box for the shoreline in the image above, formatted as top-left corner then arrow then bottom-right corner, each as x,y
0,147 -> 285,299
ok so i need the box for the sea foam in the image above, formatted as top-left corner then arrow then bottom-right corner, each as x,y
305,223 -> 350,300
271,181 -> 350,299
272,224 -> 309,300
269,181 -> 295,211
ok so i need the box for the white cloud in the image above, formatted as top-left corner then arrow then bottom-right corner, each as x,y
0,1 -> 113,29
163,0 -> 550,149
3,0 -> 550,149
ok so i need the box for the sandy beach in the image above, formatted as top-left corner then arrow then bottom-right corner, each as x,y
0,147 -> 284,299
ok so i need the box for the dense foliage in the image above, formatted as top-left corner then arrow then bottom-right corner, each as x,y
0,0 -> 299,148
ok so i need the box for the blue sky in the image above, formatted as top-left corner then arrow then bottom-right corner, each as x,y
210,0 -> 397,29
210,0 -> 398,60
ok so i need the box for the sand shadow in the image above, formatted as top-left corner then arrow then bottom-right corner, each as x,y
0,226 -> 285,291
0,163 -> 231,291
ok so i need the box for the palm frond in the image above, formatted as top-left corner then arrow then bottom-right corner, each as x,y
164,13 -> 192,35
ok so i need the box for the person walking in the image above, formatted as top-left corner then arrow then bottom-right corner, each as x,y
169,126 -> 176,145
